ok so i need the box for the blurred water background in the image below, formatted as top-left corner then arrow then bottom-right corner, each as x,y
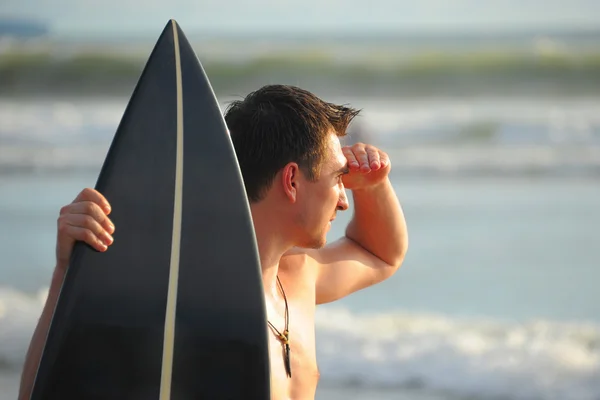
1,3 -> 599,399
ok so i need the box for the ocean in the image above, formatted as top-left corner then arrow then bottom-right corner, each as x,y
0,95 -> 599,399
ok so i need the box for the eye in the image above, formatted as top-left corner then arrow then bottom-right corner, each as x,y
336,167 -> 349,184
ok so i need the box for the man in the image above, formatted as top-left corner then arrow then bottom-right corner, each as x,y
19,84 -> 408,400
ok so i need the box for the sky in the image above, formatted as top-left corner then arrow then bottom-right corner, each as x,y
2,0 -> 600,37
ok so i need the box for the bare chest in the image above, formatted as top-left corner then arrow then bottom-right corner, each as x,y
267,304 -> 319,400
265,253 -> 321,400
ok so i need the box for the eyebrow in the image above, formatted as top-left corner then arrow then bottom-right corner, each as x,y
335,165 -> 350,175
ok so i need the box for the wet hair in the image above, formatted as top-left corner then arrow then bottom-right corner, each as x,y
224,84 -> 360,202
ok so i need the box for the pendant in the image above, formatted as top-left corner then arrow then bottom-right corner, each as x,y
284,342 -> 292,378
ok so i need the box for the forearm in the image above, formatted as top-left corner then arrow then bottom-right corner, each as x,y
18,267 -> 65,400
345,177 -> 408,267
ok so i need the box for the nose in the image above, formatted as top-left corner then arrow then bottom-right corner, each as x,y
336,189 -> 349,211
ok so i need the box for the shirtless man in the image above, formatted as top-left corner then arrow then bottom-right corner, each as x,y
19,84 -> 408,400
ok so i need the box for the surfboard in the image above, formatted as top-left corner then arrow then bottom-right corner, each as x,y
29,19 -> 271,400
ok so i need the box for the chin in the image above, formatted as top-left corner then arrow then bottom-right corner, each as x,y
298,234 -> 327,250
311,240 -> 327,250
309,233 -> 328,249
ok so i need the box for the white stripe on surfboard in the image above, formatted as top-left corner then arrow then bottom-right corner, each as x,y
159,19 -> 184,400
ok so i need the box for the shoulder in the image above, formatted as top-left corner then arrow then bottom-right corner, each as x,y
280,247 -> 320,277
281,247 -> 317,267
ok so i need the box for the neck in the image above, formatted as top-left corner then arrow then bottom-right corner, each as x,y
250,201 -> 293,297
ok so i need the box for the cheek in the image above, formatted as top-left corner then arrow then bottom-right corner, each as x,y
331,184 -> 343,203
320,188 -> 340,219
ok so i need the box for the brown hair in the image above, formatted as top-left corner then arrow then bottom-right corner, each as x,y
224,84 -> 360,203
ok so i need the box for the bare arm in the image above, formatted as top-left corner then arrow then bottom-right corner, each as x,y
19,188 -> 114,399
18,268 -> 65,399
346,177 -> 407,268
312,144 -> 408,304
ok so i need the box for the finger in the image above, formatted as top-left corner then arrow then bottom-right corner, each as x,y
379,151 -> 390,168
61,200 -> 115,234
366,146 -> 381,170
342,146 -> 360,170
59,224 -> 109,252
73,188 -> 111,215
67,214 -> 114,246
351,145 -> 371,172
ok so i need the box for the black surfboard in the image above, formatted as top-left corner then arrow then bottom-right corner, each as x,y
30,19 -> 271,400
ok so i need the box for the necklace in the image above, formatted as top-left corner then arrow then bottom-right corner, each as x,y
267,276 -> 291,378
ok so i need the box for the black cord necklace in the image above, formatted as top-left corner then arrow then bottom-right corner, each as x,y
267,276 -> 291,378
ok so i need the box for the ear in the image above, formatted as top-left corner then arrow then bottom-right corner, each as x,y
281,162 -> 299,203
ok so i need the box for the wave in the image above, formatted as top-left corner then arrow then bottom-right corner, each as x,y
1,97 -> 599,178
316,307 -> 600,400
1,49 -> 600,97
0,287 -> 47,370
1,286 -> 599,399
3,47 -> 600,75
